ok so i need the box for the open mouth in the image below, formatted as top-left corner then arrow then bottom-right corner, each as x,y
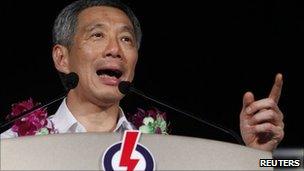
96,69 -> 123,79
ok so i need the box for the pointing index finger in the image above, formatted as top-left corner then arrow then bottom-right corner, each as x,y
269,73 -> 283,103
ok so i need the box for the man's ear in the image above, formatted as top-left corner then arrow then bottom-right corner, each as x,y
52,44 -> 70,74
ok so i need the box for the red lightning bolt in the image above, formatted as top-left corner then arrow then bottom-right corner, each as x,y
119,131 -> 140,171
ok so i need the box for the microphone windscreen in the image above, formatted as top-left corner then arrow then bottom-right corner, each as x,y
65,72 -> 79,90
118,81 -> 132,94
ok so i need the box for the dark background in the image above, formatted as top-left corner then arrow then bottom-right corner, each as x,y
0,0 -> 303,148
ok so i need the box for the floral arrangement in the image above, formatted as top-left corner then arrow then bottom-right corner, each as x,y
5,98 -> 169,137
128,108 -> 169,134
7,98 -> 57,137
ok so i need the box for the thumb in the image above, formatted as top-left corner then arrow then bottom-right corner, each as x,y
242,92 -> 255,109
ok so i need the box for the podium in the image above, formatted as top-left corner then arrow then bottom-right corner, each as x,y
1,133 -> 272,170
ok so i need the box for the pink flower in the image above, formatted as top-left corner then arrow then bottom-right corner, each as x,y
128,108 -> 145,129
9,98 -> 56,136
155,127 -> 162,134
11,98 -> 35,116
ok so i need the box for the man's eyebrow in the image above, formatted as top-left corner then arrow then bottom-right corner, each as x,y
85,23 -> 105,32
84,23 -> 135,36
121,25 -> 136,36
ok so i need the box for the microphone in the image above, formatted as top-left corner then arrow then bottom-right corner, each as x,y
62,72 -> 79,90
119,81 -> 244,145
0,72 -> 79,130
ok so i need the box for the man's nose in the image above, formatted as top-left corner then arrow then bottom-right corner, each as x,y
104,38 -> 122,59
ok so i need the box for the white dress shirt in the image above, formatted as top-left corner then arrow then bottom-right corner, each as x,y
1,99 -> 134,139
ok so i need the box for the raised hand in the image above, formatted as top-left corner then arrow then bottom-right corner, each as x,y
240,74 -> 284,151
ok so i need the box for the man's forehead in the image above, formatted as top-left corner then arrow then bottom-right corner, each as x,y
77,6 -> 133,27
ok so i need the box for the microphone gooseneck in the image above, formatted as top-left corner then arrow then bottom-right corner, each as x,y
0,72 -> 79,130
119,81 -> 244,145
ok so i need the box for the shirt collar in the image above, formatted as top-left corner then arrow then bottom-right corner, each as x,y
49,98 -> 134,133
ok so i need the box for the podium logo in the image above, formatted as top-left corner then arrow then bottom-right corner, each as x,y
102,130 -> 155,171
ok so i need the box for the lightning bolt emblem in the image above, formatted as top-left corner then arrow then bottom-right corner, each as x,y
119,131 -> 140,171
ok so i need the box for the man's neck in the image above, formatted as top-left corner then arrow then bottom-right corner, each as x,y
66,92 -> 120,132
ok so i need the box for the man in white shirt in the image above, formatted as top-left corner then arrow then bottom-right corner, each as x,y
1,0 -> 284,152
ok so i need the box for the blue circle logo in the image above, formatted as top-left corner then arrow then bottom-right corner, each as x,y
102,131 -> 155,171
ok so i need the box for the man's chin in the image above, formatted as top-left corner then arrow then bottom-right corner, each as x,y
95,91 -> 124,105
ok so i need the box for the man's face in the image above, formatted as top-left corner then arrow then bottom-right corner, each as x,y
63,6 -> 138,105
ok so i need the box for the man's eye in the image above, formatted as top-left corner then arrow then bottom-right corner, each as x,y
92,32 -> 103,38
121,36 -> 133,43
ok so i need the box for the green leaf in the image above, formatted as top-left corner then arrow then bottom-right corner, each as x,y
35,128 -> 49,136
139,125 -> 154,134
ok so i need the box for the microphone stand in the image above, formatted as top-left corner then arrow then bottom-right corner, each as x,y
128,86 -> 245,145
